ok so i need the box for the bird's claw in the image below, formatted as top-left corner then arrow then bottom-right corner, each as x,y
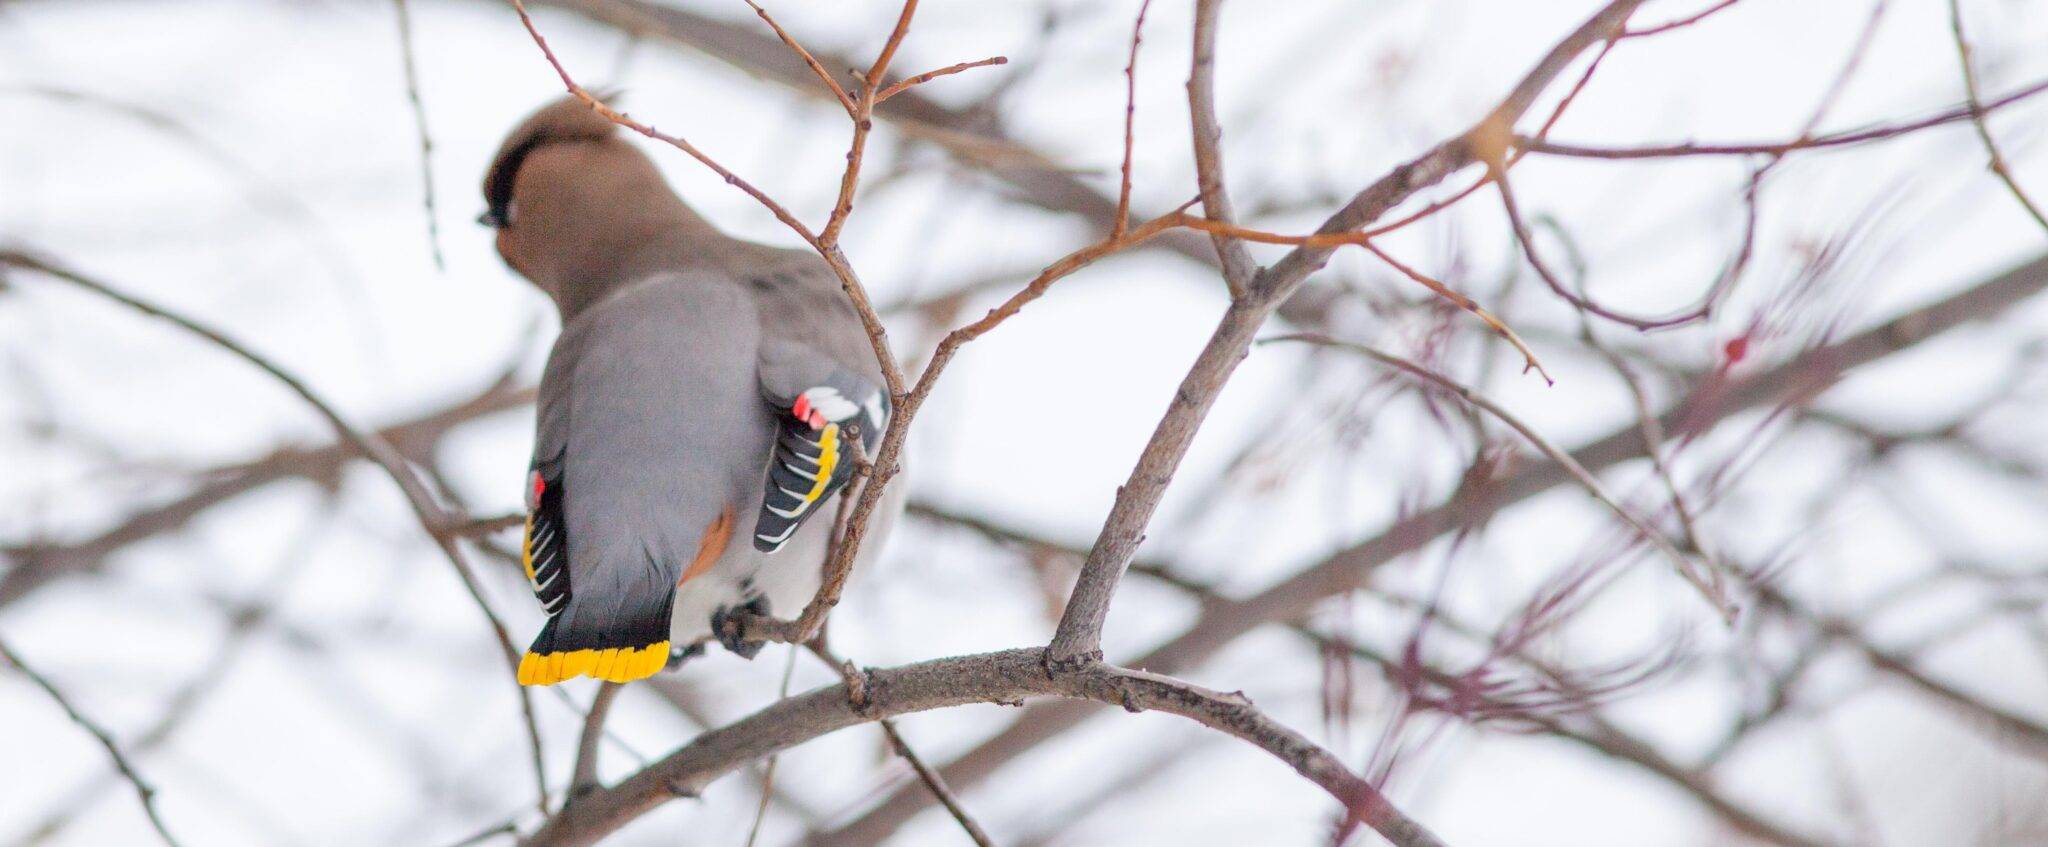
711,597 -> 771,659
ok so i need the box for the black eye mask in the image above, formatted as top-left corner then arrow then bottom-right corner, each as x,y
480,137 -> 542,230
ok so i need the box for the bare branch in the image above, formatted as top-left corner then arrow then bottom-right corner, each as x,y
521,649 -> 1444,847
1518,76 -> 2048,159
875,56 -> 1008,104
878,720 -> 997,847
1947,0 -> 2048,236
740,0 -> 855,115
1187,0 -> 1257,296
1113,0 -> 1157,240
391,0 -> 445,270
0,636 -> 184,847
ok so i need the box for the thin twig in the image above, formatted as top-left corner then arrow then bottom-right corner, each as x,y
803,641 -> 997,846
741,645 -> 799,847
1113,0 -> 1157,240
1620,0 -> 1743,38
392,0 -> 444,270
880,720 -> 997,847
876,56 -> 1009,103
1519,76 -> 2048,159
1947,0 -> 2048,236
0,636 -> 184,847
741,0 -> 856,115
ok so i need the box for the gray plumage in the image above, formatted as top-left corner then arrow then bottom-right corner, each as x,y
485,96 -> 899,685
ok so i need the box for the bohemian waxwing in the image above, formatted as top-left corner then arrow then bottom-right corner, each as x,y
481,96 -> 900,686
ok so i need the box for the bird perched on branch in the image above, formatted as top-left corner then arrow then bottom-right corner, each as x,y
480,96 -> 898,686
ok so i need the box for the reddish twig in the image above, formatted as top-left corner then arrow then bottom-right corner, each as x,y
876,56 -> 1008,103
1619,0 -> 1743,39
1519,76 -> 2048,159
1114,0 -> 1157,239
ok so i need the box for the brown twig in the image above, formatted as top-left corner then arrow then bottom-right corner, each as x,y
1619,0 -> 1743,38
876,56 -> 1008,104
0,636 -> 184,847
741,0 -> 855,115
1186,0 -> 1257,297
1113,0 -> 1157,240
738,204 -> 1198,649
391,0 -> 444,270
741,646 -> 801,847
1947,0 -> 2048,236
879,720 -> 998,847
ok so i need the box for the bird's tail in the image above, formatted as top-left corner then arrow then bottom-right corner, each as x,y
516,608 -> 670,686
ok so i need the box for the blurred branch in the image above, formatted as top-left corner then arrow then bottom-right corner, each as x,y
1755,583 -> 2048,762
570,683 -> 623,798
391,0 -> 446,270
0,636 -> 184,847
0,249 -> 553,815
0,380 -> 532,607
877,719 -> 995,847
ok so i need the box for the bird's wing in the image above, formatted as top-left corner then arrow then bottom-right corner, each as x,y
746,263 -> 891,553
518,273 -> 769,685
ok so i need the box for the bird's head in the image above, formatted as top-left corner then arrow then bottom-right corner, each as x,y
481,93 -> 701,312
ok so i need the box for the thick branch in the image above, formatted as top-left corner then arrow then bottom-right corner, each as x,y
521,649 -> 1444,847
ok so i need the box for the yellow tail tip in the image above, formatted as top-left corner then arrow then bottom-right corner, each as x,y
518,641 -> 669,685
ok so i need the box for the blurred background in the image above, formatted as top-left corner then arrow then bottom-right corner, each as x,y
3,0 -> 2047,844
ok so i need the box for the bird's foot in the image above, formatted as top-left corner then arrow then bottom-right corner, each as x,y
710,597 -> 771,660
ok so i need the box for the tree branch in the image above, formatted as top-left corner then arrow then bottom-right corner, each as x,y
0,636 -> 185,847
521,649 -> 1444,847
